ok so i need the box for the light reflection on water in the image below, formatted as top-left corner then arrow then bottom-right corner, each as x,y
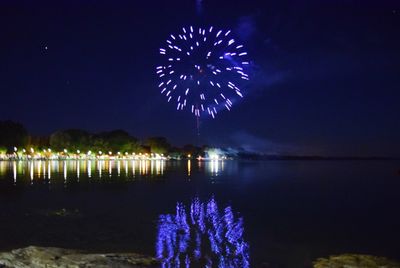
0,159 -> 226,185
156,197 -> 249,268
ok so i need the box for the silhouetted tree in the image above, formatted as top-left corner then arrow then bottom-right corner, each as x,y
49,129 -> 91,151
145,137 -> 171,154
29,136 -> 50,149
182,144 -> 202,157
169,146 -> 183,159
97,130 -> 141,153
0,120 -> 29,151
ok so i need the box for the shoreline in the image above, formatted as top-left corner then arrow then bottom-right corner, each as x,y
0,157 -> 398,162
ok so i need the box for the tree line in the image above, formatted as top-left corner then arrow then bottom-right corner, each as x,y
0,120 -> 204,157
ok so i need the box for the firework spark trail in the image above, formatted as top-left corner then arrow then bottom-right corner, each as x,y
157,26 -> 250,118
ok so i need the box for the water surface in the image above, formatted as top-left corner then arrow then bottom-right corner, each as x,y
0,159 -> 399,267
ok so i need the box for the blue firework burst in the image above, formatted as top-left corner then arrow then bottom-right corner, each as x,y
156,26 -> 250,118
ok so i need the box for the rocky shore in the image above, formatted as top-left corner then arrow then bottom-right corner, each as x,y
313,254 -> 400,268
0,246 -> 158,268
1,246 -> 399,268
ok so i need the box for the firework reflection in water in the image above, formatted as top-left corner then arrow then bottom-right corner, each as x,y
156,197 -> 249,267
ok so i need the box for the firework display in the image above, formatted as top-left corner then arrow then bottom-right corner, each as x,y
156,26 -> 250,118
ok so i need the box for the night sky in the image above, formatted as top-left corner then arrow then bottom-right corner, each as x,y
1,0 -> 399,156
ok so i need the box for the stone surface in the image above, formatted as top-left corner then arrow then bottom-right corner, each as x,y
0,246 -> 158,268
313,254 -> 400,268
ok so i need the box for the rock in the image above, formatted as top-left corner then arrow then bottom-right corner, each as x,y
313,254 -> 400,268
0,246 -> 158,268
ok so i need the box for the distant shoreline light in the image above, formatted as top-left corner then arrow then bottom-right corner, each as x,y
0,147 -> 226,161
